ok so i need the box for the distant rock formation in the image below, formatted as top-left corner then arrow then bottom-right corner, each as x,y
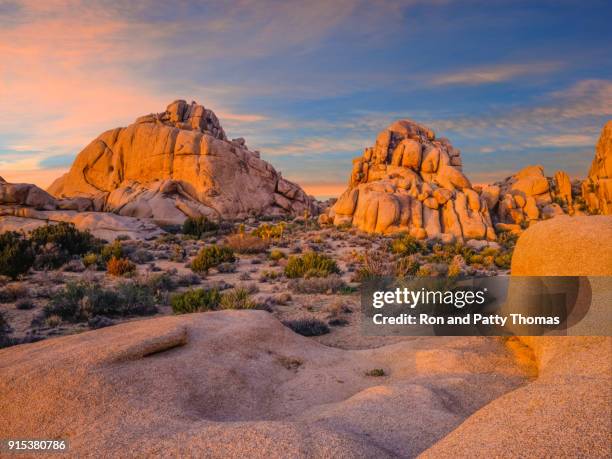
48,100 -> 315,224
582,121 -> 612,215
481,165 -> 570,233
0,179 -> 162,240
326,120 -> 495,241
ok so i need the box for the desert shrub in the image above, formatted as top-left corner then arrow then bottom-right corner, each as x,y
269,249 -> 286,261
251,222 -> 286,240
129,248 -> 154,264
16,299 -> 35,310
259,270 -> 282,282
144,272 -> 177,295
44,280 -> 157,322
30,223 -> 99,257
219,287 -> 257,310
494,252 -> 513,269
497,231 -> 519,250
395,255 -> 421,277
44,281 -> 121,322
217,262 -> 237,273
115,281 -> 158,315
100,240 -> 124,262
171,288 -> 221,314
288,274 -> 347,294
225,233 -> 269,254
0,283 -> 28,303
182,216 -> 219,238
0,231 -> 34,279
388,234 -> 425,256
282,318 -> 330,336
284,252 -> 339,278
176,272 -> 201,286
353,249 -> 393,281
82,252 -> 101,269
191,245 -> 235,273
107,256 -> 136,277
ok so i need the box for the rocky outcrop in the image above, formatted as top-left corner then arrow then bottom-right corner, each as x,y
0,180 -> 162,240
328,120 -> 495,241
582,121 -> 612,215
48,100 -> 315,223
477,164 -> 579,234
422,215 -> 612,458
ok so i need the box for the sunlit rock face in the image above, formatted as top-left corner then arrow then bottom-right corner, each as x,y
328,120 -> 495,242
48,100 -> 315,224
582,121 -> 612,215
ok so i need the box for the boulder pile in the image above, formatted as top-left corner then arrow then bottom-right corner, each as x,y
48,100 -> 315,224
480,165 -> 570,232
582,121 -> 612,215
326,120 -> 496,242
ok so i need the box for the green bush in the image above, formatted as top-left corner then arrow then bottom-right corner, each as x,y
0,232 -> 34,279
251,222 -> 286,240
284,252 -> 340,278
494,252 -> 513,269
30,223 -> 100,268
44,280 -> 157,322
100,240 -> 123,262
182,216 -> 219,238
191,245 -> 235,273
388,234 -> 424,256
171,288 -> 221,314
219,287 -> 257,309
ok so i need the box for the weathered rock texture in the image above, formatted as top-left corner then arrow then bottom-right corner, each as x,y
582,121 -> 612,215
0,179 -> 162,240
0,311 -> 530,458
48,100 -> 315,223
328,120 -> 495,241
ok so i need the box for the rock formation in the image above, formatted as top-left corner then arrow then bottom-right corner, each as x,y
582,121 -> 612,215
327,120 -> 496,242
482,165 -> 569,232
0,179 -> 162,240
48,100 -> 315,224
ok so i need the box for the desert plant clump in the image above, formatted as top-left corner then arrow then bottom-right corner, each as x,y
171,288 -> 221,314
284,252 -> 340,278
0,283 -> 28,303
226,233 -> 269,254
365,368 -> 386,377
388,233 -> 425,256
100,240 -> 124,263
268,249 -> 286,261
288,274 -> 347,294
191,245 -> 235,273
15,299 -> 35,310
219,287 -> 257,310
282,318 -> 330,336
0,231 -> 34,279
43,280 -> 158,323
30,222 -> 101,269
251,222 -> 287,241
107,256 -> 136,277
182,216 -> 219,238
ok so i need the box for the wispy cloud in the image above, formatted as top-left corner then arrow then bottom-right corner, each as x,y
429,62 -> 563,86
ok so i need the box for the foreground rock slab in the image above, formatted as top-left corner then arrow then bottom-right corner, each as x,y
1,310 -> 528,458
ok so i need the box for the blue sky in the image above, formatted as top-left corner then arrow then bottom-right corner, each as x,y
0,0 -> 611,197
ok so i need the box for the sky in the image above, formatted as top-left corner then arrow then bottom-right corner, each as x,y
0,0 -> 611,198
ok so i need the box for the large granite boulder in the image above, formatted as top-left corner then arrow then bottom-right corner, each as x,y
328,120 -> 495,241
582,121 -> 612,215
48,100 -> 315,223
